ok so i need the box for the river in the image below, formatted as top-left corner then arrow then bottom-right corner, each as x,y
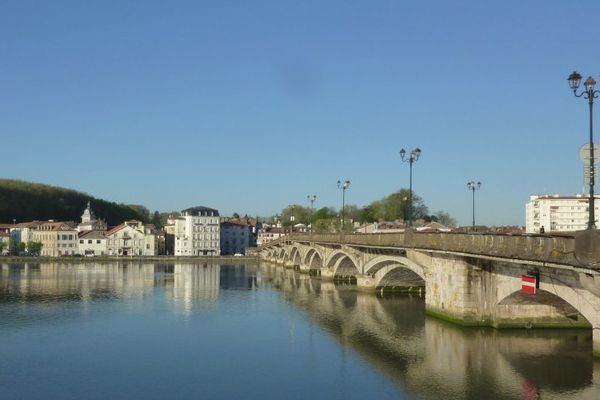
0,262 -> 598,400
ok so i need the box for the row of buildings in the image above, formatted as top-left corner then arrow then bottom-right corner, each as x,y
0,204 -> 259,257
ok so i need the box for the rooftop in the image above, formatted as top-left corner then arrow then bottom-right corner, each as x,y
181,206 -> 219,217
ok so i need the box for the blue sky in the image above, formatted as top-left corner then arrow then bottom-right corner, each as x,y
1,0 -> 599,225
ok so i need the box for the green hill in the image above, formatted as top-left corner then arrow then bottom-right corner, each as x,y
0,179 -> 149,226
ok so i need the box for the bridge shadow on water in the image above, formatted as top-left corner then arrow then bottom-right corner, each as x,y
260,263 -> 600,400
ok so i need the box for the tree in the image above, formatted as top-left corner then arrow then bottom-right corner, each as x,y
310,207 -> 337,224
342,204 -> 361,222
279,205 -> 311,226
127,204 -> 150,222
26,241 -> 43,256
358,205 -> 376,224
151,211 -> 162,228
367,188 -> 428,222
433,210 -> 457,227
232,212 -> 240,219
18,242 -> 26,254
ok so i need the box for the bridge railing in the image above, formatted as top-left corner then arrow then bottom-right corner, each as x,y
261,231 -> 588,268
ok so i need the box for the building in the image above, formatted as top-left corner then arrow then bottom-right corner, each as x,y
174,206 -> 220,256
78,230 -> 107,256
9,221 -> 41,253
105,220 -> 157,256
163,221 -> 176,255
77,201 -> 107,232
0,231 -> 10,255
257,226 -> 287,246
30,221 -> 79,257
525,194 -> 600,233
220,221 -> 252,255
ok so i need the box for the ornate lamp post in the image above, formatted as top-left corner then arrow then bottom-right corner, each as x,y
399,147 -> 422,226
467,181 -> 481,228
307,194 -> 317,231
568,71 -> 599,229
290,205 -> 295,236
337,180 -> 351,231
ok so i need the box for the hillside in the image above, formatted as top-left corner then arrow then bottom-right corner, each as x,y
0,179 -> 148,226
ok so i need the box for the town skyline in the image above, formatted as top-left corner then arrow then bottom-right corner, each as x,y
2,1 -> 599,225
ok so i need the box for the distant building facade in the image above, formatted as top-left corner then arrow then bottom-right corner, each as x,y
525,194 -> 600,233
257,226 -> 286,246
220,221 -> 251,255
78,230 -> 107,256
31,221 -> 79,257
174,207 -> 220,256
105,220 -> 157,256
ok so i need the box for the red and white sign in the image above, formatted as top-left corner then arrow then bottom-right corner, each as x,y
521,275 -> 537,295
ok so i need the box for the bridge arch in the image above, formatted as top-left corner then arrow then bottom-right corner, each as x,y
363,256 -> 426,290
277,247 -> 286,262
288,246 -> 303,266
495,285 -> 596,329
303,248 -> 324,270
324,250 -> 360,277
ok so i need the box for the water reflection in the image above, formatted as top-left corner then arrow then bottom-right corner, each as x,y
0,262 -> 598,399
0,262 -> 259,318
259,263 -> 600,400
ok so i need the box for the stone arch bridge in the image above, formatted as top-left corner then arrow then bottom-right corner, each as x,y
260,231 -> 600,357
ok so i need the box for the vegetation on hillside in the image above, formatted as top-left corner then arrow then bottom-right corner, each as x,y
0,179 -> 149,226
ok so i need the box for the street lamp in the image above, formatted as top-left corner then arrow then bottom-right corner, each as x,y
307,194 -> 317,231
568,71 -> 599,229
290,205 -> 295,236
467,181 -> 482,228
399,147 -> 422,226
337,180 -> 350,231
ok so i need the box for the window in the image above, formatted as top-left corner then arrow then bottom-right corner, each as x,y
97,240 -> 101,244
80,240 -> 84,244
88,240 -> 92,244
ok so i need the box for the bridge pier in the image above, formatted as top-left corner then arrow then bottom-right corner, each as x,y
595,331 -> 600,358
356,275 -> 376,290
320,268 -> 335,280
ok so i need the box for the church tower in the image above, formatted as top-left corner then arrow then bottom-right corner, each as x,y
81,201 -> 96,224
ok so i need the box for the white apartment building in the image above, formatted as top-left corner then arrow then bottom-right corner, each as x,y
525,194 -> 600,233
174,206 -> 220,256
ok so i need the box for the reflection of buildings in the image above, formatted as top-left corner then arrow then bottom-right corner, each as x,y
219,264 -> 258,290
172,264 -> 221,314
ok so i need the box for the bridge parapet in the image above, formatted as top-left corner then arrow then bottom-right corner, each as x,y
261,231 -> 592,269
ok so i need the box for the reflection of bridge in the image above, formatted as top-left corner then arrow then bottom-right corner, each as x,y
260,265 -> 599,399
260,232 -> 600,357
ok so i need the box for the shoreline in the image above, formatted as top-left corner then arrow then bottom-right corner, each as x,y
0,255 -> 260,263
